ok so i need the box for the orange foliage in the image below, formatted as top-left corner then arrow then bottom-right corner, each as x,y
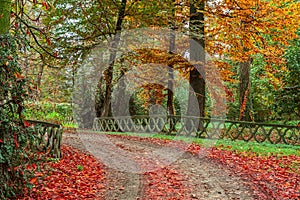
122,48 -> 192,107
206,0 -> 300,64
118,0 -> 300,105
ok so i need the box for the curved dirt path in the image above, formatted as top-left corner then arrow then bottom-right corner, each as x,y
63,131 -> 258,200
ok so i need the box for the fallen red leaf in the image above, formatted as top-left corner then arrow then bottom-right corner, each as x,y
17,145 -> 106,199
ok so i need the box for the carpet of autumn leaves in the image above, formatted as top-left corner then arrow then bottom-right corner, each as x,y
18,145 -> 106,199
142,167 -> 187,199
18,134 -> 299,200
108,134 -> 300,200
189,145 -> 300,200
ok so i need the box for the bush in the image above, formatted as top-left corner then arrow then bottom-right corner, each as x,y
23,101 -> 73,125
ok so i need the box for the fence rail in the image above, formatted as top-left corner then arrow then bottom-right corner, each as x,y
27,120 -> 63,158
93,116 -> 300,146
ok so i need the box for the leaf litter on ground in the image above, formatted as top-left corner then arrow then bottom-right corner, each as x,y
18,134 -> 299,200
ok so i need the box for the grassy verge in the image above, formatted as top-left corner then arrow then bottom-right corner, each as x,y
89,131 -> 300,157
264,120 -> 299,126
62,123 -> 78,129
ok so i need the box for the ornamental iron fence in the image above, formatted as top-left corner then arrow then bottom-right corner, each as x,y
93,116 -> 299,146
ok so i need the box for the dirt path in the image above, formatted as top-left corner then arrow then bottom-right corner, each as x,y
62,132 -> 257,200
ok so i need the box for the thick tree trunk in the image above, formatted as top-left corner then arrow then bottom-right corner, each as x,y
167,65 -> 175,117
0,0 -> 11,34
113,69 -> 126,117
0,0 -> 11,179
95,76 -> 105,117
167,8 -> 176,116
239,58 -> 253,121
0,0 -> 11,106
101,0 -> 127,117
187,1 -> 205,118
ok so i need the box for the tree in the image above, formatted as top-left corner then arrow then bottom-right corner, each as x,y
274,30 -> 300,119
101,0 -> 127,117
206,0 -> 300,121
239,57 -> 253,121
187,1 -> 206,118
166,0 -> 177,132
25,0 -> 300,124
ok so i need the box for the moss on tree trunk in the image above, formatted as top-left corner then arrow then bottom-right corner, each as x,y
0,0 -> 11,34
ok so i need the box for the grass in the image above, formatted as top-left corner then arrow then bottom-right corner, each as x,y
62,123 -> 78,129
88,131 -> 300,157
211,139 -> 300,157
264,120 -> 299,126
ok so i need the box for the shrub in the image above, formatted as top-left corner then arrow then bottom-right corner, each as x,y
0,34 -> 42,199
23,101 -> 73,125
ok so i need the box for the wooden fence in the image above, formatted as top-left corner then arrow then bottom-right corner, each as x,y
27,120 -> 63,158
93,116 -> 299,146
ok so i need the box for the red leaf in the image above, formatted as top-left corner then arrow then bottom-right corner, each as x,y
14,133 -> 19,149
54,51 -> 58,58
14,23 -> 19,29
18,145 -> 106,199
46,38 -> 51,46
23,120 -> 30,127
42,1 -> 50,10
29,177 -> 38,184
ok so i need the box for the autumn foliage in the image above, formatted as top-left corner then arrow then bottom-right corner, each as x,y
18,145 -> 106,200
2,0 -> 300,198
206,0 -> 300,62
18,135 -> 299,200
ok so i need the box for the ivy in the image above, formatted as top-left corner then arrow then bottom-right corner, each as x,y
0,34 -> 42,199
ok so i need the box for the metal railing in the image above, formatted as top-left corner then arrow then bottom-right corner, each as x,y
93,115 -> 299,146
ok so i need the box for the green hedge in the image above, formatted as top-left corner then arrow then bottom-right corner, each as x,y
23,101 -> 73,125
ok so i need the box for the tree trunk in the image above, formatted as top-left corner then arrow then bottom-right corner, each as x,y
101,0 -> 127,117
167,3 -> 176,132
0,0 -> 11,181
167,32 -> 175,132
0,0 -> 11,34
36,55 -> 45,101
113,69 -> 126,117
187,1 -> 205,118
167,65 -> 175,117
37,56 -> 44,88
239,58 -> 253,121
0,0 -> 11,106
95,76 -> 105,117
